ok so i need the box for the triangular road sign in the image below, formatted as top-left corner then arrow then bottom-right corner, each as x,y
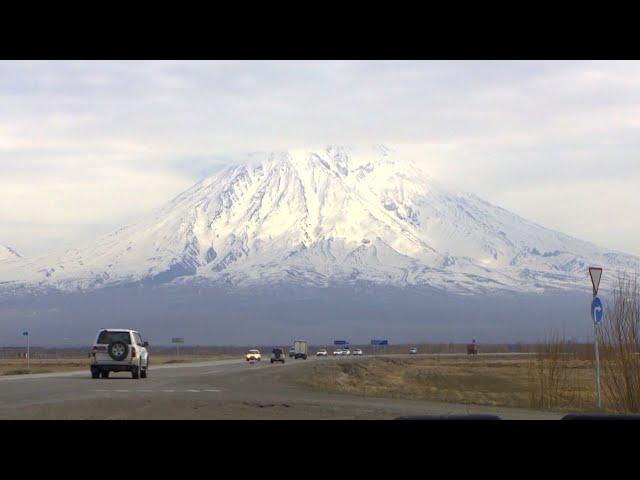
589,267 -> 603,296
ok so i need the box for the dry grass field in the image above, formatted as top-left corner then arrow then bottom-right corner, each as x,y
0,354 -> 238,376
297,355 -> 598,412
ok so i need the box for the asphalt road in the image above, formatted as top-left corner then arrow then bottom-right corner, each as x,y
0,354 -> 562,420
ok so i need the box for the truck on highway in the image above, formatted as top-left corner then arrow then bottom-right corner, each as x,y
293,340 -> 308,360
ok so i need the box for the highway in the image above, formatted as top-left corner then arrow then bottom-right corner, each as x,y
0,354 -> 562,419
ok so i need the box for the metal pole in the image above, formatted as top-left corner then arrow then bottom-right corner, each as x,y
27,333 -> 30,370
594,321 -> 601,410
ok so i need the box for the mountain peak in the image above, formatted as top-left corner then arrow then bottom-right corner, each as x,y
1,146 -> 638,294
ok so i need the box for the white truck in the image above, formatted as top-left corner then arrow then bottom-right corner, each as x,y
293,340 -> 308,360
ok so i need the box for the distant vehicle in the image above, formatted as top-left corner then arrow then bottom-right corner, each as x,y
271,348 -> 285,364
246,349 -> 261,361
289,347 -> 295,358
467,341 -> 479,355
293,340 -> 308,360
316,349 -> 328,356
353,348 -> 363,356
342,349 -> 351,356
333,349 -> 343,356
409,347 -> 418,355
90,329 -> 149,379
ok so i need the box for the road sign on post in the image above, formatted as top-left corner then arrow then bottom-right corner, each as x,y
333,340 -> 347,345
370,340 -> 389,355
591,297 -> 604,325
588,267 -> 603,410
589,267 -> 603,296
172,337 -> 184,357
23,330 -> 30,369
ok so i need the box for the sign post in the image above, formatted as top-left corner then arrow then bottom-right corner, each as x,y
172,337 -> 184,357
23,330 -> 30,370
589,267 -> 603,410
371,339 -> 389,356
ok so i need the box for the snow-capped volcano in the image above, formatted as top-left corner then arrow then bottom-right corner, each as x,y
1,146 -> 637,294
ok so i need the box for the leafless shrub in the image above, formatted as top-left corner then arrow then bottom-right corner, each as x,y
600,272 -> 640,412
528,333 -> 584,410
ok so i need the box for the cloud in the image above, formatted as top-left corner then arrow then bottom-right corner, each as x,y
1,60 -> 639,256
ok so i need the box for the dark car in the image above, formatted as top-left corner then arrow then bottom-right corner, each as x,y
271,348 -> 286,364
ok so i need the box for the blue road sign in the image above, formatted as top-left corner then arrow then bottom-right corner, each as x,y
371,339 -> 389,346
22,330 -> 29,336
334,340 -> 347,345
591,297 -> 604,325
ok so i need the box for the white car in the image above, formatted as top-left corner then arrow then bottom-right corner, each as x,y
353,348 -> 363,356
90,329 -> 149,379
246,349 -> 261,361
342,349 -> 351,356
316,349 -> 328,356
333,349 -> 343,356
409,347 -> 418,354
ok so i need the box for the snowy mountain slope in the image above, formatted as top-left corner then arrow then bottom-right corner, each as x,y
0,245 -> 21,262
1,145 -> 638,294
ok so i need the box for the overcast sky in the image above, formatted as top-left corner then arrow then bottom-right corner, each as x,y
1,60 -> 639,257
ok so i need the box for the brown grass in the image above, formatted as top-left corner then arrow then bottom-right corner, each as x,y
527,335 -> 594,411
0,354 -> 238,376
298,355 -> 595,411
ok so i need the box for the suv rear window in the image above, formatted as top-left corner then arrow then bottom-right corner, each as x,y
97,331 -> 131,345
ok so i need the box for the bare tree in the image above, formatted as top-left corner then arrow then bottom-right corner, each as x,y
600,272 -> 640,412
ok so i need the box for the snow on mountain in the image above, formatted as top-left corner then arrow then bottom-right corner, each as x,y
0,245 -> 21,262
1,145 -> 638,294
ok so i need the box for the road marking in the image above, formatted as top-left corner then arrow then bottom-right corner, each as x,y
95,388 -> 222,393
93,388 -> 221,394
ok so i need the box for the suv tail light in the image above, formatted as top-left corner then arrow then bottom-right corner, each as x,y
91,347 -> 96,357
131,348 -> 136,358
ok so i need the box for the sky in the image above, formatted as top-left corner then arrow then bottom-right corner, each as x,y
1,60 -> 639,257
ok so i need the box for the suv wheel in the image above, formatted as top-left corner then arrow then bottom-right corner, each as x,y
108,341 -> 129,361
91,366 -> 100,379
100,370 -> 109,379
140,365 -> 148,379
131,365 -> 139,379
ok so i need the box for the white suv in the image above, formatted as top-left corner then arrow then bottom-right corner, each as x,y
90,329 -> 149,379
